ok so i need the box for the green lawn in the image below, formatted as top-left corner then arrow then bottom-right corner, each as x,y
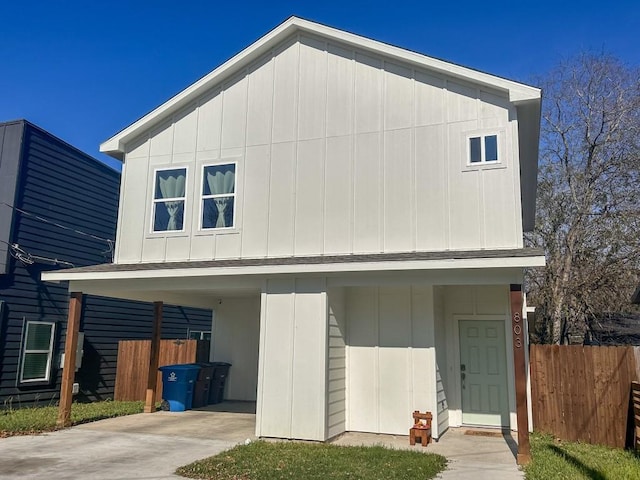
525,433 -> 640,480
177,440 -> 447,480
0,400 -> 145,437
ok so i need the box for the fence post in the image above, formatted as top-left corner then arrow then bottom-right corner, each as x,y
144,301 -> 163,413
57,292 -> 83,427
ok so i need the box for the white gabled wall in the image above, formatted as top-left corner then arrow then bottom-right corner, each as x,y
346,286 -> 437,436
116,33 -> 523,264
256,277 -> 328,440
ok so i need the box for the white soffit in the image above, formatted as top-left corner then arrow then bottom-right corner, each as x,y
100,16 -> 541,158
41,255 -> 546,283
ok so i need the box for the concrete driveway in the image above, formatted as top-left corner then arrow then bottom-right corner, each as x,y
1,405 -> 524,480
0,409 -> 256,480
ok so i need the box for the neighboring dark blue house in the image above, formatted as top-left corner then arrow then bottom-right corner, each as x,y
0,120 -> 212,407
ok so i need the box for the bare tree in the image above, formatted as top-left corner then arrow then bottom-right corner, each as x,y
527,53 -> 640,344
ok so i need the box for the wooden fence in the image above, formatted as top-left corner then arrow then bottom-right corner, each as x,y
114,339 -> 208,402
633,382 -> 640,450
530,345 -> 640,448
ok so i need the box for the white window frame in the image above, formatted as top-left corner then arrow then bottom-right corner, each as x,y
150,166 -> 189,234
467,133 -> 500,165
188,330 -> 212,341
20,321 -> 56,384
199,161 -> 237,231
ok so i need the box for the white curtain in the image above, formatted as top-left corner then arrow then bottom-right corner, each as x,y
206,169 -> 234,228
159,172 -> 186,230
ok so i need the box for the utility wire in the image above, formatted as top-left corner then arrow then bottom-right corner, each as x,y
0,201 -> 114,259
0,239 -> 75,267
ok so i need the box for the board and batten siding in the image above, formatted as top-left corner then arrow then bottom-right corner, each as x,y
346,285 -> 438,436
212,296 -> 260,401
327,287 -> 347,439
115,33 -> 523,264
257,277 -> 328,440
0,122 -> 212,407
433,286 -> 450,434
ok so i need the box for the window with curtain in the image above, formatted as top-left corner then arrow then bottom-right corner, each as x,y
20,321 -> 55,383
153,168 -> 187,232
201,163 -> 235,229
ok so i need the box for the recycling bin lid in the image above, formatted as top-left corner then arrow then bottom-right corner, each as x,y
159,363 -> 202,371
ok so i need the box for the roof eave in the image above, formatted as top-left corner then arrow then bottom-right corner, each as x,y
100,16 -> 541,160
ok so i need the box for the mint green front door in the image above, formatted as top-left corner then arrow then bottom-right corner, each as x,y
459,320 -> 509,427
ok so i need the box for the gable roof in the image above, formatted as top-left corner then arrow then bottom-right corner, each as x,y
100,16 -> 540,159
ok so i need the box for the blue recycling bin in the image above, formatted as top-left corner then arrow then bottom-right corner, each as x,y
158,364 -> 201,411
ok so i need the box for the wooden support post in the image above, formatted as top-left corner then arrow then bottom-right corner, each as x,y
510,284 -> 531,465
144,301 -> 163,413
57,292 -> 83,427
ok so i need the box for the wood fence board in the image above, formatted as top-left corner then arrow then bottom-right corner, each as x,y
559,345 -> 571,439
579,347 -> 591,443
632,381 -> 640,450
530,345 -> 636,449
114,339 -> 207,402
571,346 -> 586,443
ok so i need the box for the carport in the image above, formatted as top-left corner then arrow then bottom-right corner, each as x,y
42,264 -> 263,427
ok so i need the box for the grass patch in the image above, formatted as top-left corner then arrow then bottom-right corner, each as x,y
525,433 -> 640,480
0,400 -> 145,437
177,440 -> 447,480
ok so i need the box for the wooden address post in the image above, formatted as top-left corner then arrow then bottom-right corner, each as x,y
510,284 -> 531,465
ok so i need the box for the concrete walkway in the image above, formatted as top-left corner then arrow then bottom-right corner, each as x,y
332,428 -> 524,479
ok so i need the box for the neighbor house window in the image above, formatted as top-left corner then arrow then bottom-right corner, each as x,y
201,163 -> 236,229
20,321 -> 55,383
189,330 -> 212,352
188,330 -> 212,341
469,134 -> 499,164
153,168 -> 187,232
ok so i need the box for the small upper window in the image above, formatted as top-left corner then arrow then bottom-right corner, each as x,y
20,321 -> 55,383
153,168 -> 187,232
469,134 -> 499,164
201,164 -> 236,229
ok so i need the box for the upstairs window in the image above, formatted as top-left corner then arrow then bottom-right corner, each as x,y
153,168 -> 187,232
201,163 -> 236,230
20,321 -> 55,383
469,134 -> 499,164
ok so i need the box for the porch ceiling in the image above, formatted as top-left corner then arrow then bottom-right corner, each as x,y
65,278 -> 261,309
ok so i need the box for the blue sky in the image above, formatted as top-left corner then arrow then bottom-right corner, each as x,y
1,1 -> 638,171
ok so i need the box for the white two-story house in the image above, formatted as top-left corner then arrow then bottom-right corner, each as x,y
45,17 -> 543,460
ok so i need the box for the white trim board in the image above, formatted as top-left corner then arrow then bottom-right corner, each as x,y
42,255 -> 545,283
